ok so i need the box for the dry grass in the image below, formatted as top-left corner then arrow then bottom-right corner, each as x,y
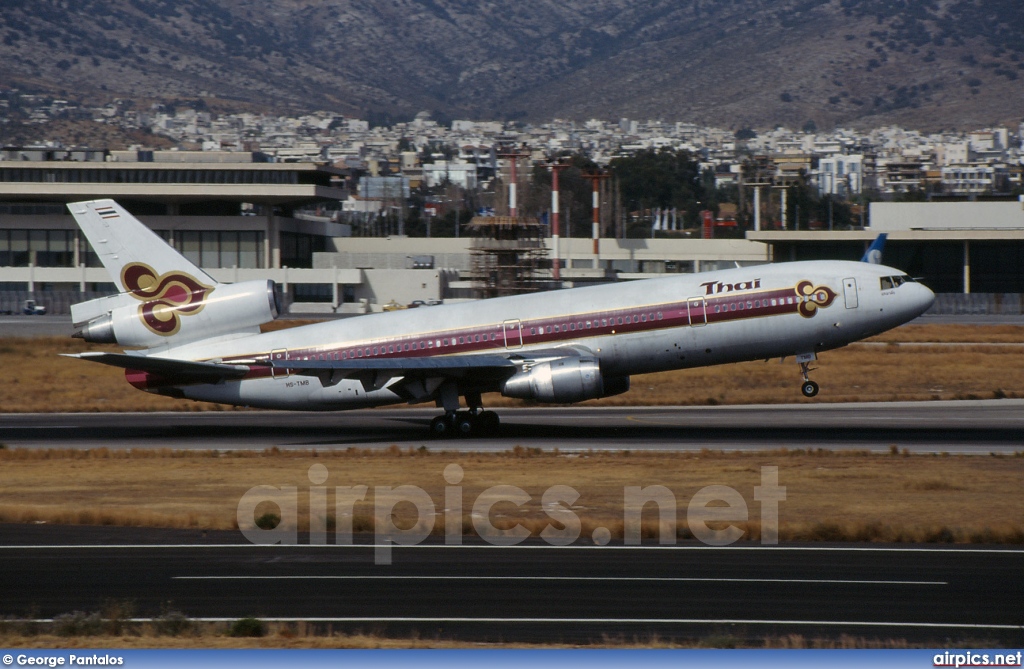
2,324 -> 1024,411
0,628 -> 938,650
1,448 -> 1021,544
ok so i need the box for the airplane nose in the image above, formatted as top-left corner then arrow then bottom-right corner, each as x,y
913,282 -> 936,317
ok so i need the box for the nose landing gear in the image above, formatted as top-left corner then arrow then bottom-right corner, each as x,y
796,352 -> 820,398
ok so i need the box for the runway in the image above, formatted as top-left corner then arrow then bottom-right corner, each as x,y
3,400 -> 1024,453
0,524 -> 1020,644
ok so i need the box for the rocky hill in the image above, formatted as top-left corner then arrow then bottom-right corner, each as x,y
1,0 -> 1022,130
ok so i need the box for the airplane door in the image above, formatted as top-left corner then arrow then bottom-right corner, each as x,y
843,278 -> 859,309
271,348 -> 288,379
503,319 -> 523,349
687,297 -> 707,326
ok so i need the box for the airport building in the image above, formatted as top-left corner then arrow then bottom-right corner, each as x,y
2,148 -> 1023,315
0,149 -> 361,313
749,198 -> 1024,294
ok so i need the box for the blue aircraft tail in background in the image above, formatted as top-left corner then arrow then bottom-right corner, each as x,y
861,233 -> 887,264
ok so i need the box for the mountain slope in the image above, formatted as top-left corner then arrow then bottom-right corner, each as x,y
1,0 -> 1021,129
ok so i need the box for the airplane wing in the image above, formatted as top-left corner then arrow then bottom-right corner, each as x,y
63,352 -> 251,384
273,354 -> 519,393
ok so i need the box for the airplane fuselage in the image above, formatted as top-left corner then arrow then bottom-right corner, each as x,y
144,260 -> 934,411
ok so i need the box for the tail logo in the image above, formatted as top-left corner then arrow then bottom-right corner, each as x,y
795,280 -> 837,318
121,263 -> 212,336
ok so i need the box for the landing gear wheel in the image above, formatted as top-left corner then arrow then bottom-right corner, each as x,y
429,415 -> 452,438
801,380 -> 819,398
477,410 -> 500,435
455,413 -> 476,437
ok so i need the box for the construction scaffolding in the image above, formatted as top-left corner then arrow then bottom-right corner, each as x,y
468,215 -> 550,298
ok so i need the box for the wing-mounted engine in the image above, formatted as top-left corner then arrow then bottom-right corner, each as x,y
72,279 -> 279,348
500,356 -> 629,403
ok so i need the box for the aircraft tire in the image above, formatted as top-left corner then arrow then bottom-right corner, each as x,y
801,380 -> 819,398
455,413 -> 476,437
477,410 -> 500,436
429,415 -> 452,438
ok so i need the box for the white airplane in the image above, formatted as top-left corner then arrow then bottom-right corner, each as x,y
65,199 -> 934,437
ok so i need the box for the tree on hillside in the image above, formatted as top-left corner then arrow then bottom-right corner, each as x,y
609,148 -> 707,231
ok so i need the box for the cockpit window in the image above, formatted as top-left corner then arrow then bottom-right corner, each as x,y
881,275 -> 913,290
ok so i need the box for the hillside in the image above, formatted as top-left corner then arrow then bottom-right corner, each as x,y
1,0 -> 1022,130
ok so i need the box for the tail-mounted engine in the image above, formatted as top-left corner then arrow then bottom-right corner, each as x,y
72,279 -> 279,348
500,356 -> 629,404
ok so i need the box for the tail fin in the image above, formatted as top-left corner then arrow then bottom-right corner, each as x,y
67,199 -> 217,291
861,233 -> 887,264
67,199 -> 277,349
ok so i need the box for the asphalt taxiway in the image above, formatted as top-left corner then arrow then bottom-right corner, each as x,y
2,400 -> 1023,453
0,524 -> 1020,644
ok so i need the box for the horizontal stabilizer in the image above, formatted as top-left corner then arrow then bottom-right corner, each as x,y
64,352 -> 250,383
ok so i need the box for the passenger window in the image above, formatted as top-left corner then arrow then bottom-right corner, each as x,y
641,314 -> 647,322
730,303 -> 737,311
715,305 -> 721,313
617,317 -> 623,325
657,312 -> 663,320
602,319 -> 608,327
747,301 -> 752,309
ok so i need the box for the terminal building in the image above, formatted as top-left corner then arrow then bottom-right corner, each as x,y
749,199 -> 1024,294
0,149 -> 359,313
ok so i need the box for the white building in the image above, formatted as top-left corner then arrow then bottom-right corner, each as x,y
817,155 -> 864,196
936,142 -> 970,166
422,161 -> 478,189
941,164 -> 1009,194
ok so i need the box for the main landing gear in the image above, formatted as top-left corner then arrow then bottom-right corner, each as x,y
429,386 -> 500,438
796,352 -> 820,398
429,409 -> 501,438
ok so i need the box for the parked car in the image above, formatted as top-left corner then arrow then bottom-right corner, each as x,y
408,300 -> 426,308
23,299 -> 47,315
381,300 -> 407,312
